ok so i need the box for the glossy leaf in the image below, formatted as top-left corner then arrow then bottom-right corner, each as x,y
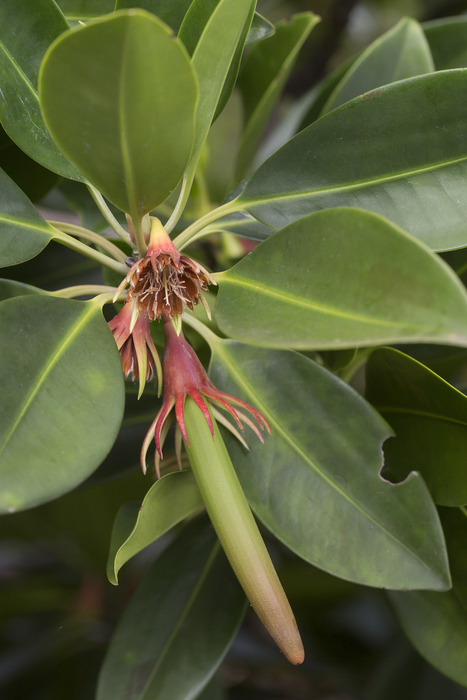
424,17 -> 467,70
0,126 -> 59,202
55,0 -> 115,20
322,17 -> 434,115
0,168 -> 58,268
0,240 -> 101,291
236,12 -> 319,180
246,13 -> 275,47
238,69 -> 467,251
40,11 -> 198,219
366,348 -> 467,506
188,0 -> 255,154
389,507 -> 467,688
0,295 -> 124,514
97,517 -> 246,700
0,279 -> 46,301
215,211 -> 274,241
107,470 -> 204,584
215,208 -> 467,350
207,338 -> 450,589
115,0 -> 193,32
0,0 -> 82,180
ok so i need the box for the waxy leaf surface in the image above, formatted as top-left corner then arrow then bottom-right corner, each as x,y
322,17 -> 434,114
56,0 -> 115,20
0,296 -> 124,514
236,12 -> 319,180
0,0 -> 82,180
115,0 -> 193,32
424,17 -> 467,70
238,70 -> 467,251
366,348 -> 467,506
215,209 -> 467,350
107,470 -> 204,584
0,168 -> 60,268
208,339 -> 450,589
40,11 -> 198,219
389,507 -> 467,687
97,517 -> 246,700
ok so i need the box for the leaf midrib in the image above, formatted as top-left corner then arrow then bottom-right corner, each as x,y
222,276 -> 423,329
140,540 -> 221,698
213,343 -> 441,576
241,154 -> 467,206
0,302 -> 96,460
0,39 -> 38,100
375,405 -> 467,427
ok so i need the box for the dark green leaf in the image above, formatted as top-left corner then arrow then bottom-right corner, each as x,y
235,12 -> 319,180
215,211 -> 274,241
55,0 -> 115,20
208,339 -> 450,589
215,209 -> 467,349
322,17 -> 434,115
0,0 -> 82,180
0,295 -> 124,514
40,10 -> 198,219
115,0 -> 193,33
0,126 -> 59,202
366,348 -> 467,506
0,279 -> 46,301
0,240 -> 101,291
389,507 -> 467,688
0,168 -> 58,268
424,17 -> 467,70
107,470 -> 204,584
97,516 -> 246,700
246,13 -> 275,47
238,70 -> 467,251
187,0 -> 255,153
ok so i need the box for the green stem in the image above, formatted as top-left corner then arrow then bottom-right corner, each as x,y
132,216 -> 148,258
184,397 -> 304,665
164,173 -> 191,235
172,198 -> 241,251
87,184 -> 132,246
182,313 -> 218,347
49,285 -> 119,299
48,221 -> 127,262
51,228 -> 128,276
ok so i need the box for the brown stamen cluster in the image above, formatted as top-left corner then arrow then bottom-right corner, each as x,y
127,251 -> 213,319
115,218 -> 216,320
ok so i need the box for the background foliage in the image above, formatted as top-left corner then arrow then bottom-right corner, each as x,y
3,0 -> 467,698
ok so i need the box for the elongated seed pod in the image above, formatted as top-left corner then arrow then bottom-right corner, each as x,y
183,396 -> 304,665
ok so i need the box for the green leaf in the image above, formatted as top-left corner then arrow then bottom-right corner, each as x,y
215,208 -> 467,350
39,10 -> 198,220
237,69 -> 467,251
215,212 -> 274,241
107,470 -> 204,584
424,17 -> 467,70
115,0 -> 193,33
245,13 -> 275,47
0,0 -> 82,180
389,507 -> 467,688
207,339 -> 450,589
188,0 -> 255,153
322,17 -> 434,115
97,516 -> 246,700
0,126 -> 59,202
0,295 -> 124,514
0,168 -> 58,268
235,12 -> 319,180
366,348 -> 467,506
55,0 -> 115,20
0,240 -> 101,291
0,279 -> 46,302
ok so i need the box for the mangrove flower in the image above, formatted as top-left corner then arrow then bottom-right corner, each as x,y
115,218 -> 217,320
141,314 -> 270,476
107,297 -> 161,399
